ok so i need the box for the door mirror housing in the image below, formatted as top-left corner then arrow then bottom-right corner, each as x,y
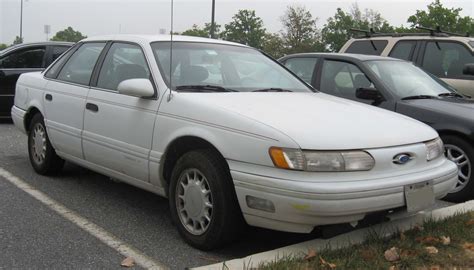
463,63 -> 474,76
356,87 -> 382,101
117,78 -> 154,98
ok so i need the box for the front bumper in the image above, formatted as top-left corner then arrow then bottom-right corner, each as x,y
231,159 -> 458,233
11,105 -> 27,134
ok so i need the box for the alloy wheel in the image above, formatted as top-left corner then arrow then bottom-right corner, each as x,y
445,144 -> 471,193
175,168 -> 213,235
30,123 -> 47,165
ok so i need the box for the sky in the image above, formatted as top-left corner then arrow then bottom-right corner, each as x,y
0,0 -> 472,44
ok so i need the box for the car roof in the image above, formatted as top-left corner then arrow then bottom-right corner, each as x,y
281,52 -> 403,62
0,41 -> 74,55
81,34 -> 249,48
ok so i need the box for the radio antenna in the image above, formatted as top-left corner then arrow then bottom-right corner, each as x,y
167,0 -> 174,101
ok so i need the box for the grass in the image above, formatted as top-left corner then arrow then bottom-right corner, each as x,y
258,211 -> 474,270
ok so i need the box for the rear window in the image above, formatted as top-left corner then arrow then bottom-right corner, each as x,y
345,40 -> 388,56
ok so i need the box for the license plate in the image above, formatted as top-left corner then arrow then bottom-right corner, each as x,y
404,181 -> 435,213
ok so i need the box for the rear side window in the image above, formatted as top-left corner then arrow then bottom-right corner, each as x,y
0,46 -> 46,68
345,40 -> 388,56
284,57 -> 318,84
422,41 -> 474,79
97,42 -> 151,91
45,45 -> 77,79
57,42 -> 106,85
389,41 -> 416,61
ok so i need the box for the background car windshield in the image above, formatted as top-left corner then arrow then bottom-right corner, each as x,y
151,42 -> 312,92
367,60 -> 454,98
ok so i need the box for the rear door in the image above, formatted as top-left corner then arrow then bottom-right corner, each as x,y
43,42 -> 106,159
82,41 -> 159,182
0,45 -> 46,117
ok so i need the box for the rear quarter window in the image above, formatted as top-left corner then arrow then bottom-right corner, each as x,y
345,40 -> 388,56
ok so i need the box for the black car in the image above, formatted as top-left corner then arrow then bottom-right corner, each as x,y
0,42 -> 73,119
280,53 -> 474,202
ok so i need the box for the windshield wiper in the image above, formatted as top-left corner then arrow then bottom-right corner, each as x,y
438,92 -> 464,98
401,95 -> 438,100
175,85 -> 237,92
252,88 -> 293,92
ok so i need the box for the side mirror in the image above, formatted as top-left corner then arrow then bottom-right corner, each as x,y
117,79 -> 154,98
463,63 -> 474,76
356,87 -> 382,101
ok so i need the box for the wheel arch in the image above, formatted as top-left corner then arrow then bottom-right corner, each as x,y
24,106 -> 43,132
159,135 -> 230,196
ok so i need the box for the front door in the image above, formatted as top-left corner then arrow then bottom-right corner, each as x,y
82,42 -> 159,182
0,45 -> 46,117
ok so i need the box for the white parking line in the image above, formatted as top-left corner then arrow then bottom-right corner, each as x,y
0,167 -> 168,270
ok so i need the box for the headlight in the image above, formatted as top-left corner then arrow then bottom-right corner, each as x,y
425,137 -> 444,161
269,147 -> 375,172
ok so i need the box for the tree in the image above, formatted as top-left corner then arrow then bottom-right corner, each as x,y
407,0 -> 473,35
0,44 -> 7,50
221,10 -> 266,48
13,36 -> 23,45
280,5 -> 322,54
51,27 -> 86,42
261,33 -> 285,59
181,23 -> 221,38
321,4 -> 393,52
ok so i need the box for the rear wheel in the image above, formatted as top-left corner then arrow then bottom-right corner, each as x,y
28,113 -> 64,175
442,135 -> 474,202
169,149 -> 243,250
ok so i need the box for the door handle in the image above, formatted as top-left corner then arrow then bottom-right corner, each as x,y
86,103 -> 99,112
45,94 -> 53,101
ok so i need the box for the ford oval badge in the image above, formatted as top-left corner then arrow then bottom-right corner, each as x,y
393,153 -> 413,165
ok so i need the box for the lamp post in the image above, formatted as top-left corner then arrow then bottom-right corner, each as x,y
210,0 -> 215,38
19,0 -> 23,42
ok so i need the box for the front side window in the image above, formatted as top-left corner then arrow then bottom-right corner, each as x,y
284,57 -> 318,84
389,41 -> 416,61
97,43 -> 151,91
151,42 -> 312,92
57,42 -> 106,85
345,40 -> 388,56
367,60 -> 454,99
0,46 -> 46,68
422,41 -> 474,79
320,60 -> 375,100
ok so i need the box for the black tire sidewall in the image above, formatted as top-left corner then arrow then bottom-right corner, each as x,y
168,149 -> 241,250
442,135 -> 474,202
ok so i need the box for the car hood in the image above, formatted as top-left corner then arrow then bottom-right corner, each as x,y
184,92 -> 438,150
400,97 -> 474,120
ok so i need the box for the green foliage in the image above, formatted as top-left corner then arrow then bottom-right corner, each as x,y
407,0 -> 473,35
50,27 -> 86,43
321,4 -> 393,52
221,9 -> 266,49
0,43 -> 8,50
13,36 -> 23,45
181,23 -> 221,38
280,5 -> 323,54
261,33 -> 285,59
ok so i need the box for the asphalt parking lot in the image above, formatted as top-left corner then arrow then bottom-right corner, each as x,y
0,122 -> 320,269
0,122 -> 455,269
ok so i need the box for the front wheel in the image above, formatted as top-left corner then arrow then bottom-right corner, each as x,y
169,149 -> 243,250
28,113 -> 64,175
442,135 -> 474,202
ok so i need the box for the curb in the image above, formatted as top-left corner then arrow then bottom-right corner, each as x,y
192,200 -> 474,270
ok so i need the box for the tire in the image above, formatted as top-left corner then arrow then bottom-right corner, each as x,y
168,149 -> 244,250
442,135 -> 474,202
28,113 -> 64,175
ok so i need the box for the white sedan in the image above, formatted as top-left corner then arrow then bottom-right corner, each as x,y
11,35 -> 458,250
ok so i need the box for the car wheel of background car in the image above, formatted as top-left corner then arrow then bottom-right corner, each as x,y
169,149 -> 243,250
442,135 -> 474,202
28,113 -> 64,175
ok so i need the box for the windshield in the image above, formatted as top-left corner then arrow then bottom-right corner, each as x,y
366,60 -> 455,99
150,42 -> 312,92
